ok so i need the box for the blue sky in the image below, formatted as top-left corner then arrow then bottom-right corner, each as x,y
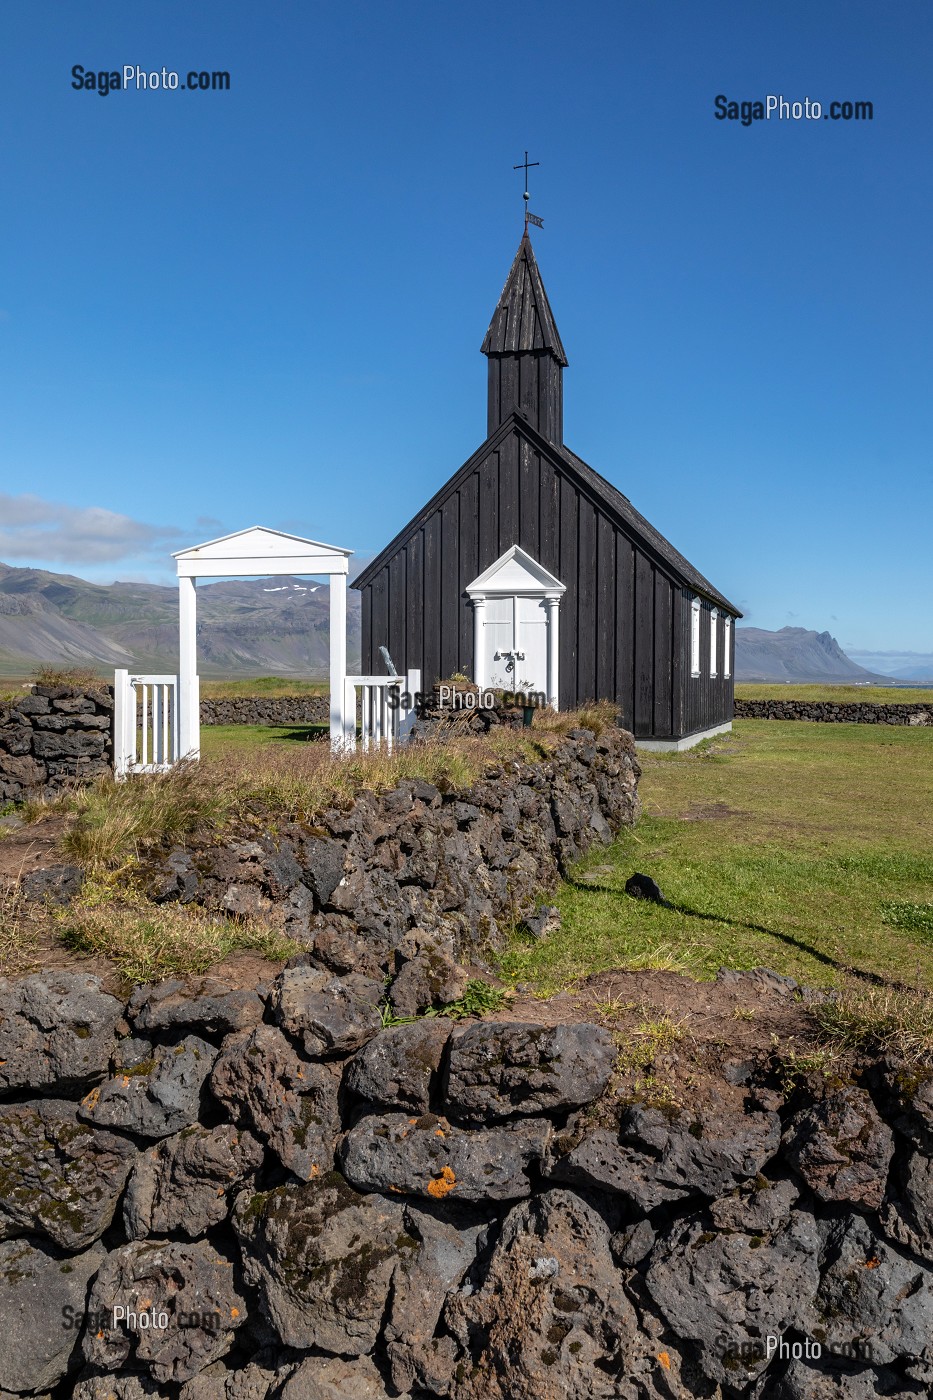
1,0 -> 930,654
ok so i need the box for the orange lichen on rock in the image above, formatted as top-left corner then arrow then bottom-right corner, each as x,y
427,1166 -> 457,1199
657,1352 -> 671,1370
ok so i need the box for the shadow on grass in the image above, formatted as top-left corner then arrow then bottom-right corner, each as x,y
566,877 -> 910,992
273,725 -> 330,742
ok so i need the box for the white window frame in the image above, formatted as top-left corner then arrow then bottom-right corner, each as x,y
690,596 -> 701,678
723,616 -> 732,679
710,607 -> 719,678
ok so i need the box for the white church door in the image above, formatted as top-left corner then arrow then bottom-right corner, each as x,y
483,595 -> 549,697
466,545 -> 566,707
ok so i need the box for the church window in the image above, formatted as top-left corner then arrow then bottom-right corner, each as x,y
690,597 -> 701,677
710,608 -> 719,678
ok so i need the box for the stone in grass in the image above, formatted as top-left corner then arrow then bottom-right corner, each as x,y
78,1035 -> 217,1140
127,978 -> 265,1036
783,1087 -> 894,1211
0,971 -> 122,1094
233,1174 -> 409,1357
0,1236 -> 107,1394
520,905 -> 561,940
18,863 -> 84,905
0,1098 -> 135,1251
340,1110 -> 549,1202
624,871 -> 669,905
342,1017 -> 454,1113
210,1023 -> 339,1181
270,967 -> 384,1056
123,1124 -> 265,1240
443,1021 -> 616,1122
82,1240 -> 247,1385
444,1189 -> 640,1400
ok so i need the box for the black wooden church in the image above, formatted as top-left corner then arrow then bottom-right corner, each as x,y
352,231 -> 741,748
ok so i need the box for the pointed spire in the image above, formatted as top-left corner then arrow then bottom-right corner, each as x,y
481,232 -> 567,444
481,231 -> 568,366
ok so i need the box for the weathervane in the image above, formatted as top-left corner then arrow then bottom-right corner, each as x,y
514,150 -> 544,230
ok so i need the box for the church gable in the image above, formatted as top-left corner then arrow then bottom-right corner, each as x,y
353,229 -> 738,742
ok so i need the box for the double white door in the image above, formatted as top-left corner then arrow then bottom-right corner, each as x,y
483,595 -> 549,697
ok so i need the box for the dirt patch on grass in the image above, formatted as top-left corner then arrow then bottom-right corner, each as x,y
499,967 -> 820,1110
677,801 -> 747,822
0,815 -> 72,884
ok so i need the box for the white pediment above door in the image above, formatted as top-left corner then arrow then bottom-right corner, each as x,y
466,545 -> 565,598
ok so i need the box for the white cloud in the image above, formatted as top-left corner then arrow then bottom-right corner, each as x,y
0,493 -> 184,566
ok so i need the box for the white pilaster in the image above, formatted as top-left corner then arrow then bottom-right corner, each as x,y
472,598 -> 487,688
329,571 -> 347,748
178,576 -> 200,760
545,596 -> 560,709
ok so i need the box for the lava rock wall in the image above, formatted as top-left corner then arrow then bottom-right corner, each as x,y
0,684 -> 114,802
0,968 -> 931,1398
141,727 -> 641,970
734,699 -> 932,726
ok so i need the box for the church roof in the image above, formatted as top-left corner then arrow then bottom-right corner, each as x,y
480,231 -> 568,366
351,412 -> 740,616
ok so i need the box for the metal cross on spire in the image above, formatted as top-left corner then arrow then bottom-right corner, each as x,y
513,151 -> 544,230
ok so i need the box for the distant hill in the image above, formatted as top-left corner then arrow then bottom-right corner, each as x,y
734,627 -> 891,684
0,562 -> 361,678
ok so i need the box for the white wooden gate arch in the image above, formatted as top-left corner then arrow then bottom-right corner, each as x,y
172,526 -> 352,758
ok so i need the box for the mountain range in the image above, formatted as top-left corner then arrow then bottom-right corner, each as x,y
733,627 -> 891,684
0,562 -> 361,678
0,561 -> 911,686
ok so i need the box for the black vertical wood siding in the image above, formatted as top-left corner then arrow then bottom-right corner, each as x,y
357,425 -> 734,739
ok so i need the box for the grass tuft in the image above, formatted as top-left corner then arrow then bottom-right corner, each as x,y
30,664 -> 109,689
812,983 -> 933,1066
54,899 -> 300,984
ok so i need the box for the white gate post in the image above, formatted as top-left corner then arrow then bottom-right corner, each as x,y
113,669 -> 130,780
329,571 -> 347,748
178,576 -> 200,760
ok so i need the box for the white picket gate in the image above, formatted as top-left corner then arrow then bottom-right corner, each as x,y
113,670 -> 179,779
342,669 -> 421,752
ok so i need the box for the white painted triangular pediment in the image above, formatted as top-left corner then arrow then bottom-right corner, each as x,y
466,545 -> 565,597
173,526 -> 352,579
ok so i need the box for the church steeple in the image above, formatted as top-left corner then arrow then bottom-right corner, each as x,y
481,231 -> 567,445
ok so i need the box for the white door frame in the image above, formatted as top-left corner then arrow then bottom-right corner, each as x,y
172,526 -> 353,758
466,545 -> 565,708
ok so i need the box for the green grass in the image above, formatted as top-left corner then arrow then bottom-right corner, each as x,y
735,683 -> 933,704
200,676 -> 328,698
200,723 -> 329,750
499,720 -> 933,995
